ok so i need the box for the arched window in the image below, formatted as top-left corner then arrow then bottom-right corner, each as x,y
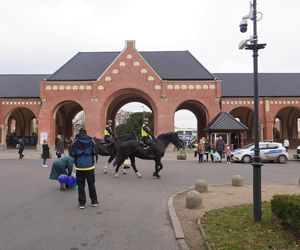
9,118 -> 16,135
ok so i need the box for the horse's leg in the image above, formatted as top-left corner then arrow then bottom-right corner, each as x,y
156,159 -> 163,178
104,155 -> 114,174
114,156 -> 127,178
153,160 -> 159,179
130,157 -> 142,178
121,158 -> 127,175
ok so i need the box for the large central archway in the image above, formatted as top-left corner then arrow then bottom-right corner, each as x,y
105,88 -> 158,133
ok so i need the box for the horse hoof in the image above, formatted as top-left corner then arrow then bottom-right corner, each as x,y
114,173 -> 119,178
136,172 -> 142,178
122,170 -> 127,175
103,169 -> 108,174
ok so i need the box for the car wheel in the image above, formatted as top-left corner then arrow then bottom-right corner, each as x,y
242,155 -> 252,164
278,155 -> 287,164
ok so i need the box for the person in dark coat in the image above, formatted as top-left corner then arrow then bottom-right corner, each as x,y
49,156 -> 74,191
70,128 -> 98,209
17,138 -> 25,159
216,136 -> 225,162
55,135 -> 64,158
42,139 -> 50,167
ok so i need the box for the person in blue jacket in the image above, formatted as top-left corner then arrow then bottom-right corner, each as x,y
70,128 -> 98,209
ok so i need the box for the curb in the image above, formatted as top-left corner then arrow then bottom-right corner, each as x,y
168,187 -> 192,250
168,186 -> 216,250
197,218 -> 213,250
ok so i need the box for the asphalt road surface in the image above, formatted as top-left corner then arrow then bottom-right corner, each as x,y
0,157 -> 299,250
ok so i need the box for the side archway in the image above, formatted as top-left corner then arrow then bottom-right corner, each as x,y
273,106 -> 300,148
53,101 -> 84,144
175,100 -> 208,140
4,107 -> 38,148
230,107 -> 254,146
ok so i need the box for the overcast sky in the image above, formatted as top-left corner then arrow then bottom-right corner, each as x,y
1,0 -> 299,128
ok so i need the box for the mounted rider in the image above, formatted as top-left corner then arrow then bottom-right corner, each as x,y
141,117 -> 156,158
104,120 -> 116,152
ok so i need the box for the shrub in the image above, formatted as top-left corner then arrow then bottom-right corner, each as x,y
177,150 -> 187,160
271,194 -> 300,233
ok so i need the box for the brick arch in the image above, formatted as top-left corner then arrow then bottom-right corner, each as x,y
103,88 -> 158,133
3,106 -> 38,124
229,106 -> 254,145
52,100 -> 84,141
175,100 -> 208,138
3,107 -> 38,148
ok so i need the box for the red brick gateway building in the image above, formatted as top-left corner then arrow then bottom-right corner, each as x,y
0,41 -> 300,150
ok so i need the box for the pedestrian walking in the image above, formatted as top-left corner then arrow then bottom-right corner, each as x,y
283,137 -> 289,152
49,156 -> 74,191
16,138 -> 25,159
42,139 -> 50,167
70,128 -> 98,209
55,135 -> 64,158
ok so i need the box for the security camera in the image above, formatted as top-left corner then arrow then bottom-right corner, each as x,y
239,19 -> 248,33
238,36 -> 255,49
238,39 -> 249,49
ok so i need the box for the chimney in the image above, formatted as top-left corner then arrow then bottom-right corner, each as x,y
125,40 -> 136,49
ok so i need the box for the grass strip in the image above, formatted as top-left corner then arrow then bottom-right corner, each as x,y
201,202 -> 299,250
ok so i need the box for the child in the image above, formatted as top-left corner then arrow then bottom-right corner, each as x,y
224,145 -> 232,163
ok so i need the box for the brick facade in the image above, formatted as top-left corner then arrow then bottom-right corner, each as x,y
0,41 -> 300,149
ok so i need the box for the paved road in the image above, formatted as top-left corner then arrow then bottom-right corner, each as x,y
0,157 -> 299,250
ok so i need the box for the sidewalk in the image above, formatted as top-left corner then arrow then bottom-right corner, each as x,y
0,148 -> 297,161
0,149 -> 43,160
0,148 -> 195,160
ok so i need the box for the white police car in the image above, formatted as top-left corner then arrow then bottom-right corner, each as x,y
232,142 -> 288,164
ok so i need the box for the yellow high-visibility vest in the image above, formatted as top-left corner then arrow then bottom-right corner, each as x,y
104,126 -> 112,137
141,125 -> 150,137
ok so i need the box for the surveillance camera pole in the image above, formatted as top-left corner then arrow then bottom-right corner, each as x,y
242,0 -> 266,222
251,0 -> 263,222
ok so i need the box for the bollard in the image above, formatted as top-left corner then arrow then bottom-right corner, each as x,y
185,191 -> 202,209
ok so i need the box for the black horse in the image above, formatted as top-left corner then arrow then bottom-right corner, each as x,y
93,134 -> 137,174
113,132 -> 184,179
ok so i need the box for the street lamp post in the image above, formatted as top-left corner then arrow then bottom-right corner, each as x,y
239,0 -> 266,222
